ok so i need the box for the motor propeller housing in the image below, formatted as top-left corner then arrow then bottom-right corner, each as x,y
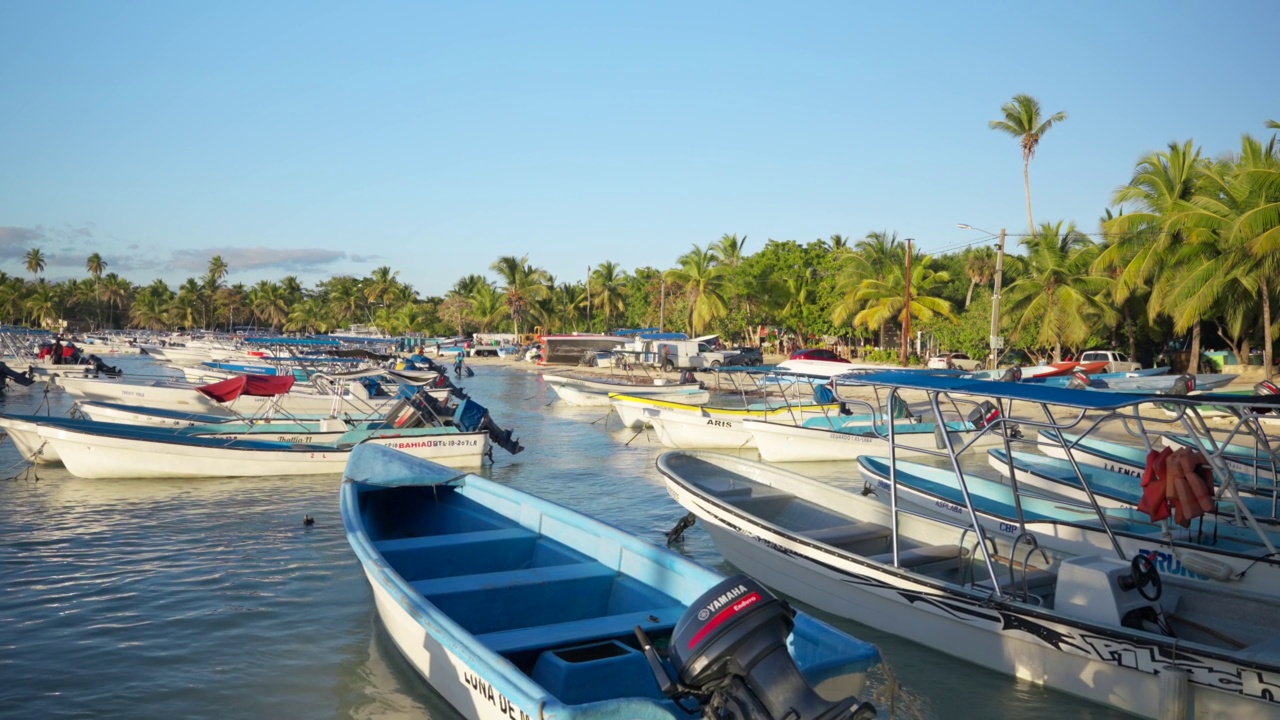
637,574 -> 875,720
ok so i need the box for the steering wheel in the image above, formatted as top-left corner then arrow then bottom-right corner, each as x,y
1130,554 -> 1162,602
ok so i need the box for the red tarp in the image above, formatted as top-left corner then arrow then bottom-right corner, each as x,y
197,374 -> 296,403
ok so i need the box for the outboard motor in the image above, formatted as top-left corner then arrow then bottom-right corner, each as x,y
1253,380 -> 1280,415
997,366 -> 1022,383
1161,374 -> 1194,397
88,354 -> 122,377
637,574 -> 875,720
1064,372 -> 1091,391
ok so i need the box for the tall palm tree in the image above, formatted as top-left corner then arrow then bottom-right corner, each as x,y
711,234 -> 748,267
490,255 -> 549,337
86,252 -> 107,329
99,274 -> 133,328
989,94 -> 1069,234
364,266 -> 400,312
1002,222 -> 1117,362
207,255 -> 229,285
24,248 -> 46,281
1100,140 -> 1209,371
664,245 -> 727,335
590,261 -> 627,330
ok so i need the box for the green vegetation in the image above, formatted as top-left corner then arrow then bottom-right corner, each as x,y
5,102 -> 1278,371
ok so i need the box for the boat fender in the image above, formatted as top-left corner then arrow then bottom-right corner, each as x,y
1176,551 -> 1236,582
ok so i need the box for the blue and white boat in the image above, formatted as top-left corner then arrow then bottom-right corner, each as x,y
341,445 -> 879,720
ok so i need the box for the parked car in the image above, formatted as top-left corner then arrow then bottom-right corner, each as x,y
927,352 -> 982,371
789,348 -> 850,363
732,346 -> 764,366
1078,350 -> 1141,373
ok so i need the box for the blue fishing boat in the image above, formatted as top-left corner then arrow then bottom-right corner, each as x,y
341,444 -> 879,720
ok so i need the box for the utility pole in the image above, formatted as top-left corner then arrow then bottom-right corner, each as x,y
989,228 -> 1006,369
901,238 -> 913,366
660,278 -> 665,333
586,265 -> 592,331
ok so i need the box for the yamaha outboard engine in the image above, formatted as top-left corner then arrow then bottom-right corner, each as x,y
637,575 -> 875,720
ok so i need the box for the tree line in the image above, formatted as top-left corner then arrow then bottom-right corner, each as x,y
7,98 -> 1278,374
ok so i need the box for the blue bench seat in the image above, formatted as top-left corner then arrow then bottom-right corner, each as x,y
411,561 -> 615,597
477,605 -> 687,655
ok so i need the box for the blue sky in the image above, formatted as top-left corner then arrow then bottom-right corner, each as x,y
1,1 -> 1276,297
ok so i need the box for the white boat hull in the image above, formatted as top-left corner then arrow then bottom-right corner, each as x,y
546,382 -> 709,408
38,426 -> 489,479
0,417 -> 60,464
746,419 -> 962,462
649,409 -> 757,449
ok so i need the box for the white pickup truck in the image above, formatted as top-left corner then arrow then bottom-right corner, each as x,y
1079,350 -> 1141,373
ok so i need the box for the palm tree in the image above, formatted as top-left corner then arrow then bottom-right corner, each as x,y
831,232 -> 903,347
1002,222 -> 1117,361
989,94 -> 1069,234
249,280 -> 289,330
24,248 -> 46,281
1100,140 -> 1209,371
590,261 -> 627,330
490,255 -> 549,337
711,234 -> 748,267
86,252 -> 107,329
962,247 -> 998,308
207,255 -> 229,285
24,281 -> 57,328
664,244 -> 727,335
130,282 -> 171,330
99,274 -> 133,328
469,283 -> 508,332
1176,135 -> 1280,370
843,252 -> 956,361
364,266 -> 400,312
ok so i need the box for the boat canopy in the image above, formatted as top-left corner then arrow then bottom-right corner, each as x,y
197,374 -> 296,402
841,369 -> 1280,412
244,336 -> 342,346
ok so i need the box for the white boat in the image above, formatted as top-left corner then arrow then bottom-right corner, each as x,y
341,444 -> 879,720
657,370 -> 1280,717
541,373 -> 709,407
657,450 -> 1280,719
609,393 -> 840,431
745,409 -> 1009,463
55,373 -> 397,418
37,421 -> 490,478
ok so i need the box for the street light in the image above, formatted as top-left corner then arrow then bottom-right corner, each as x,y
958,224 -> 1007,370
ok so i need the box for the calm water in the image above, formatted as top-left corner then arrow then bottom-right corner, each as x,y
0,357 -> 1124,719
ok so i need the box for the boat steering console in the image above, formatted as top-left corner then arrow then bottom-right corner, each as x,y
636,574 -> 876,720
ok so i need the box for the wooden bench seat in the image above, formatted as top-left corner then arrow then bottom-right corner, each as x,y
411,562 -> 615,597
477,605 -> 687,655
